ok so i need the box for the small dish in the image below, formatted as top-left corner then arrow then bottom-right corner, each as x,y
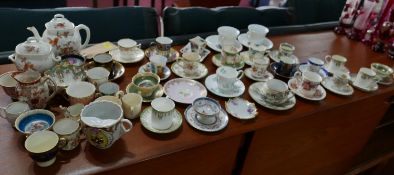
204,74 -> 245,98
225,97 -> 257,120
140,107 -> 182,134
109,47 -> 144,63
126,83 -> 164,102
184,105 -> 228,132
288,78 -> 327,101
269,62 -> 297,79
237,33 -> 273,50
144,46 -> 179,63
212,53 -> 245,70
138,63 -> 171,80
180,42 -> 211,62
248,82 -> 296,110
15,109 -> 55,135
245,68 -> 273,82
205,35 -> 222,52
44,63 -> 86,89
171,60 -> 208,79
321,77 -> 354,96
299,63 -> 328,78
268,50 -> 300,64
84,61 -> 125,81
349,74 -> 379,92
164,78 -> 207,104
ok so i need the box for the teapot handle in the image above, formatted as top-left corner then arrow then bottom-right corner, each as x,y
75,24 -> 90,49
43,76 -> 57,101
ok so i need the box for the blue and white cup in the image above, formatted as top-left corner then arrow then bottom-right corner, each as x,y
307,57 -> 324,73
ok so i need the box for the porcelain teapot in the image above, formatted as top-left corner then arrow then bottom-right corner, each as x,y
28,14 -> 90,56
9,35 -> 61,73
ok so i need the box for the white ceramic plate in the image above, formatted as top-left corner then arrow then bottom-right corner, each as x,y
163,78 -> 207,104
205,74 -> 245,98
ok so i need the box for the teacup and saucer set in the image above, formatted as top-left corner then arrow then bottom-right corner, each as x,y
180,36 -> 211,61
268,42 -> 300,64
212,39 -> 244,69
184,97 -> 229,132
225,97 -> 257,120
349,67 -> 379,92
140,97 -> 182,134
139,55 -> 171,80
322,54 -> 350,75
298,57 -> 328,78
109,38 -> 144,64
288,71 -> 327,101
205,66 -> 245,98
248,79 -> 296,110
164,78 -> 207,104
321,72 -> 354,96
145,36 -> 179,62
370,63 -> 393,85
126,72 -> 164,102
244,46 -> 273,82
171,52 -> 208,79
205,26 -> 242,52
84,53 -> 125,81
269,57 -> 299,80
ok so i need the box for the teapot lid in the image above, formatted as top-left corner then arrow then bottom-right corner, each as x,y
16,37 -> 51,55
45,14 -> 74,31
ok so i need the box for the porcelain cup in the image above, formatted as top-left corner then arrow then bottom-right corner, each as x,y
250,46 -> 269,78
294,71 -> 322,97
218,26 -> 240,46
59,103 -> 84,121
370,63 -> 393,82
25,130 -> 65,167
278,42 -> 295,61
247,24 -> 269,45
15,109 -> 56,136
86,67 -> 110,86
192,97 -> 221,125
81,100 -> 133,149
149,54 -> 167,75
98,82 -> 120,96
216,66 -> 244,92
307,57 -> 324,73
151,97 -> 175,130
181,52 -> 201,75
333,72 -> 350,88
324,54 -> 347,73
220,40 -> 243,66
116,92 -> 142,119
261,79 -> 293,104
0,101 -> 30,127
354,67 -> 377,88
189,36 -> 206,55
0,71 -> 18,99
152,36 -> 173,58
53,118 -> 81,151
117,38 -> 140,58
66,81 -> 97,105
131,72 -> 160,98
93,53 -> 113,70
277,56 -> 298,77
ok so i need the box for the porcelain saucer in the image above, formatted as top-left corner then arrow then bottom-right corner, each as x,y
180,42 -> 211,62
205,74 -> 245,98
349,74 -> 378,92
245,68 -> 273,82
126,83 -> 164,102
144,46 -> 179,62
376,76 -> 393,85
212,53 -> 245,70
322,64 -> 350,75
288,78 -> 327,101
138,62 -> 171,80
268,50 -> 300,64
205,35 -> 222,52
164,78 -> 207,104
184,105 -> 228,132
140,107 -> 182,134
237,33 -> 273,50
109,47 -> 144,64
84,61 -> 125,81
248,82 -> 296,110
225,97 -> 257,120
321,77 -> 354,96
299,63 -> 328,78
269,62 -> 297,79
171,60 -> 208,79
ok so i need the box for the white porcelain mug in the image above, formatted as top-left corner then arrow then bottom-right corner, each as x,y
216,66 -> 244,92
151,97 -> 175,130
86,67 -> 110,86
0,101 -> 30,126
261,79 -> 293,104
354,67 -> 377,88
53,118 -> 81,151
325,54 -> 347,73
294,71 -> 322,97
116,92 -> 142,119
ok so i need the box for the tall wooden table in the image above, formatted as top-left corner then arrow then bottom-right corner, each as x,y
0,31 -> 393,175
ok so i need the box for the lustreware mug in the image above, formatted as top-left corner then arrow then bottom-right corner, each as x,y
216,66 -> 244,92
151,97 -> 175,130
53,118 -> 81,151
260,79 -> 293,104
294,71 -> 322,97
0,101 -> 30,127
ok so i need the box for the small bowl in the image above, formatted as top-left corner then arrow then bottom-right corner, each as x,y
192,97 -> 221,125
15,109 -> 56,136
131,72 -> 160,98
371,63 -> 393,77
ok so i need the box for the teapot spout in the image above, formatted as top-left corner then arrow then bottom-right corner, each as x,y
27,26 -> 42,40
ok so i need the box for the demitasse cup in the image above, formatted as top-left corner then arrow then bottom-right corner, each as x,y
307,57 -> 324,73
354,67 -> 377,88
192,97 -> 221,125
117,38 -> 140,58
294,71 -> 323,97
53,118 -> 81,151
324,54 -> 347,74
261,79 -> 293,104
81,100 -> 132,149
151,97 -> 175,130
98,82 -> 120,96
0,71 -> 18,99
116,92 -> 142,119
93,53 -> 113,70
86,67 -> 110,86
25,130 -> 65,167
278,43 -> 295,60
218,26 -> 240,45
131,72 -> 160,98
0,101 -> 30,127
247,24 -> 269,45
333,72 -> 350,88
278,57 -> 298,77
220,40 -> 243,66
216,66 -> 244,92
66,81 -> 97,105
149,54 -> 167,75
371,63 -> 393,83
15,109 -> 56,136
59,103 -> 84,121
181,52 -> 201,75
250,46 -> 269,78
152,36 -> 173,58
189,36 -> 206,55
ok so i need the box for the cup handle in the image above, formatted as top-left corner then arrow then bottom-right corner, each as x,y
52,56 -> 61,62
58,137 -> 68,149
293,71 -> 302,83
324,55 -> 331,64
237,70 -> 244,79
0,107 -> 6,119
120,119 -> 133,133
43,76 -> 58,101
115,90 -> 125,98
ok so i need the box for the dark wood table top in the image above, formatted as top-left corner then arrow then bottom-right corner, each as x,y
0,31 -> 393,175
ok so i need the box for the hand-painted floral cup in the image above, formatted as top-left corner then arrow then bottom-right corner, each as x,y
260,79 -> 293,104
294,71 -> 322,97
324,54 -> 347,74
354,67 -> 377,88
307,57 -> 324,73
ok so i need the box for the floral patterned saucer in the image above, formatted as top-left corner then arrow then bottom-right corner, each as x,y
144,46 -> 179,63
184,105 -> 228,132
140,107 -> 182,134
163,78 -> 207,104
248,82 -> 296,110
288,78 -> 326,101
321,77 -> 354,96
225,97 -> 257,120
171,60 -> 208,79
212,53 -> 245,70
